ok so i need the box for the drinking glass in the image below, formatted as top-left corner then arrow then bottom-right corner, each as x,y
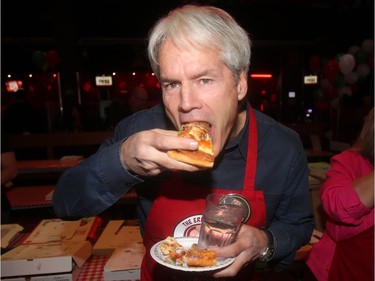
198,193 -> 250,249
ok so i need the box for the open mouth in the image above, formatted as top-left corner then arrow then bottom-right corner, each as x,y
181,121 -> 212,135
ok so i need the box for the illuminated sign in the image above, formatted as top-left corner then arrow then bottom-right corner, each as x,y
304,75 -> 318,84
95,76 -> 113,86
250,74 -> 272,79
5,80 -> 23,92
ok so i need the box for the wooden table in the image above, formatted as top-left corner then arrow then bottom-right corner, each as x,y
17,159 -> 82,175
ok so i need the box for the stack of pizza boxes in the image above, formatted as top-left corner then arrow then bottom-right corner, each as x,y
1,217 -> 101,281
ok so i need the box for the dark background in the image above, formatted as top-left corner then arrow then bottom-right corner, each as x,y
2,0 -> 374,73
1,0 -> 374,139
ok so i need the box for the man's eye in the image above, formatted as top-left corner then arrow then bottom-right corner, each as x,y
199,79 -> 211,85
164,82 -> 180,90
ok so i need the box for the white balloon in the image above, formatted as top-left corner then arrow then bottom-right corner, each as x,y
339,53 -> 356,75
361,39 -> 374,54
338,86 -> 352,97
348,45 -> 360,55
331,97 -> 340,109
320,78 -> 330,89
345,71 -> 359,84
356,63 -> 370,77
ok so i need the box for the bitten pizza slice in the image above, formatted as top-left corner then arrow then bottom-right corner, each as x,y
167,122 -> 214,168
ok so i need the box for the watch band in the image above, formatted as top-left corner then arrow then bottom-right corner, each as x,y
258,229 -> 275,262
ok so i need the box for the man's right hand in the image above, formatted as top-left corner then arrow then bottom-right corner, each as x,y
120,129 -> 200,176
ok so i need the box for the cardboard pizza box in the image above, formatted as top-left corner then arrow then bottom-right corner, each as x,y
1,224 -> 24,248
93,220 -> 142,255
103,243 -> 145,281
22,217 -> 102,245
1,241 -> 92,280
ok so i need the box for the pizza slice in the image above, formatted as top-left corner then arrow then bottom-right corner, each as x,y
160,237 -> 217,267
185,244 -> 217,267
167,122 -> 214,168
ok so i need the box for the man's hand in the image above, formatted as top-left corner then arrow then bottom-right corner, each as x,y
211,225 -> 268,278
120,129 -> 200,176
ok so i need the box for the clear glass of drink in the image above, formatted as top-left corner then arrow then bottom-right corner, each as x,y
198,193 -> 250,249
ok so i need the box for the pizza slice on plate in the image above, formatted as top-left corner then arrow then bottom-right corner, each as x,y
160,236 -> 217,267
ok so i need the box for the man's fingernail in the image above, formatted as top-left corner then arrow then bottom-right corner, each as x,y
190,141 -> 199,149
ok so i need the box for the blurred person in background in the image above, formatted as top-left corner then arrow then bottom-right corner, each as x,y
125,86 -> 150,116
306,107 -> 374,281
3,89 -> 47,134
104,86 -> 150,130
1,133 -> 18,223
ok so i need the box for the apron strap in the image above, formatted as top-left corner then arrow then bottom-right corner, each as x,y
244,106 -> 257,200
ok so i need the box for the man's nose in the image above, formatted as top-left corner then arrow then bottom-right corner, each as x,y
179,85 -> 201,112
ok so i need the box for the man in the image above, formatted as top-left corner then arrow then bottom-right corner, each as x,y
53,5 -> 314,280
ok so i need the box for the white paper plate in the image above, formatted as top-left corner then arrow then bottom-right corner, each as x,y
150,237 -> 235,272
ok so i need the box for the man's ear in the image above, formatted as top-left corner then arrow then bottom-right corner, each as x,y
237,71 -> 248,101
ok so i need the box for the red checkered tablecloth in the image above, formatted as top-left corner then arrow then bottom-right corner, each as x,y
77,255 -> 109,281
77,254 -> 141,281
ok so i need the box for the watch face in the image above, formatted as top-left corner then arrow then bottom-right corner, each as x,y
219,194 -> 251,223
260,247 -> 274,262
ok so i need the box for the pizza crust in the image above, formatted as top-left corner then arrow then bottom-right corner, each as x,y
167,150 -> 214,168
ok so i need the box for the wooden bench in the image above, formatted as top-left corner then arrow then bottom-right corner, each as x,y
9,131 -> 114,160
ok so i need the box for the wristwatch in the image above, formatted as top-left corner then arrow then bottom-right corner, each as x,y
258,229 -> 275,262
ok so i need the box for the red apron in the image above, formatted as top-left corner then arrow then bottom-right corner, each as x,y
328,225 -> 374,281
141,108 -> 267,280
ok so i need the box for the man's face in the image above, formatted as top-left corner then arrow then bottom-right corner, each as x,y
158,39 -> 247,156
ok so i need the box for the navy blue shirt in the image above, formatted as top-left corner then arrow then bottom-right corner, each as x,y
53,103 -> 314,267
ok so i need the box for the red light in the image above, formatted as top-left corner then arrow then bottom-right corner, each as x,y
261,90 -> 267,95
250,74 -> 272,78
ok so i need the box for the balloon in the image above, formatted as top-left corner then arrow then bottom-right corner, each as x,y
323,59 -> 339,83
345,71 -> 359,84
338,53 -> 356,75
308,55 -> 321,74
313,88 -> 325,101
333,73 -> 345,89
31,50 -> 46,70
361,39 -> 374,54
354,49 -> 368,64
348,45 -> 360,55
324,85 -> 338,100
337,86 -> 352,97
316,101 -> 330,112
356,63 -> 370,77
330,97 -> 340,109
46,50 -> 60,69
320,78 -> 330,89
335,53 -> 344,60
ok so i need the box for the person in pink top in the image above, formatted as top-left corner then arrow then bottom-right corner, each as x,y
306,107 -> 374,281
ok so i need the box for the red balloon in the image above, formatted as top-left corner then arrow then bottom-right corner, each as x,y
309,55 -> 321,74
324,86 -> 337,100
46,50 -> 60,69
316,101 -> 330,112
323,60 -> 339,83
31,50 -> 46,70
